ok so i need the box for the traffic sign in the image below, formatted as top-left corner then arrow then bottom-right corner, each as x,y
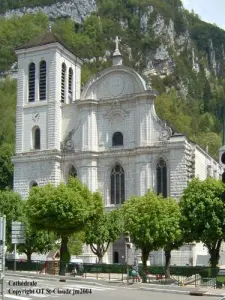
11,222 -> 26,244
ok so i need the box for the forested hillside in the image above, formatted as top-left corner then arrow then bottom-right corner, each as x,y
0,0 -> 225,189
0,0 -> 63,13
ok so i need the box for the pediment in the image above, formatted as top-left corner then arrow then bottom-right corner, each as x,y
81,66 -> 147,100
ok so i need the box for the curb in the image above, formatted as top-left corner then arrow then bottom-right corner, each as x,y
140,287 -> 225,297
205,292 -> 225,297
139,287 -> 190,295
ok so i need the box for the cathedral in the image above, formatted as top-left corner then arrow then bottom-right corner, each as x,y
12,28 -> 223,265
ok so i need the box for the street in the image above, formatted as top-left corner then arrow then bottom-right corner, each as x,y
2,274 -> 222,300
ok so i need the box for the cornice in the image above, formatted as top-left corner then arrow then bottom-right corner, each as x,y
12,139 -> 191,163
76,90 -> 156,107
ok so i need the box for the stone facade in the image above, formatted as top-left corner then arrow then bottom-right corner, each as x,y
12,32 -> 223,265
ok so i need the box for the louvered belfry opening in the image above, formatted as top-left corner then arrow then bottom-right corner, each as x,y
61,63 -> 66,102
29,62 -> 35,102
39,60 -> 46,100
68,67 -> 73,103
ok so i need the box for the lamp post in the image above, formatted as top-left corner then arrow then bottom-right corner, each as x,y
125,232 -> 132,283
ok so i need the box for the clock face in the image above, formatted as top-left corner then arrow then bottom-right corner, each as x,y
65,139 -> 73,150
32,112 -> 40,122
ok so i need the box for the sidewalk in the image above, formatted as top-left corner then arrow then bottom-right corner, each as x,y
4,270 -> 225,297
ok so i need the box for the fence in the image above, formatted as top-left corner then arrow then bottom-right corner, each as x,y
4,260 -> 225,288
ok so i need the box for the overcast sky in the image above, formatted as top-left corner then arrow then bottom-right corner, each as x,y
181,0 -> 225,30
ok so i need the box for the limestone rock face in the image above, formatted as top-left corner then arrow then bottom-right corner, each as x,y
1,0 -> 97,23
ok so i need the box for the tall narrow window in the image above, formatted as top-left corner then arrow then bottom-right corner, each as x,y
29,62 -> 35,102
156,158 -> 167,197
33,127 -> 40,150
39,60 -> 46,100
68,67 -> 73,103
112,132 -> 123,146
61,63 -> 66,102
69,166 -> 77,178
111,164 -> 125,205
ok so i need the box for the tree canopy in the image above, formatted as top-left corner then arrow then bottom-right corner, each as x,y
122,190 -> 180,281
26,178 -> 98,275
180,177 -> 225,268
0,190 -> 24,246
85,207 -> 123,263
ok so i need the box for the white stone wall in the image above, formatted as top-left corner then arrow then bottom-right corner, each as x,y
195,145 -> 223,180
13,158 -> 61,199
194,147 -> 208,180
169,137 -> 189,199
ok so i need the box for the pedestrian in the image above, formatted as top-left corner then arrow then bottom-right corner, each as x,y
131,268 -> 137,283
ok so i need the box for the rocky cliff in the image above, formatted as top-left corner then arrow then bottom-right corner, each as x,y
0,0 -> 96,23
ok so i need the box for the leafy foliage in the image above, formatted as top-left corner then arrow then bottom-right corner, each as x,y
0,0 -> 64,13
68,231 -> 85,256
0,190 -> 23,246
122,190 -> 180,281
85,207 -> 123,262
26,177 -> 96,275
26,178 -> 93,235
180,178 -> 225,268
0,13 -> 48,70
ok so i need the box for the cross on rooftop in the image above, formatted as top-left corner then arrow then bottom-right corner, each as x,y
114,36 -> 121,51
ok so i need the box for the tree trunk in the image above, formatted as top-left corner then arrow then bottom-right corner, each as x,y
90,244 -> 106,263
208,240 -> 222,277
98,255 -> 103,263
26,250 -> 32,263
141,248 -> 150,283
164,249 -> 171,279
59,236 -> 70,276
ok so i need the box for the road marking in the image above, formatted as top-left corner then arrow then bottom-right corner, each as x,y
64,284 -> 115,291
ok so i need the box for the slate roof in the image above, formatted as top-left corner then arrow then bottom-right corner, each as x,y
15,30 -> 76,57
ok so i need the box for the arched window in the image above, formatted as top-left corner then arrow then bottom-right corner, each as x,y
156,158 -> 167,197
61,63 -> 66,102
39,60 -> 46,100
68,67 -> 73,103
112,132 -> 123,146
29,181 -> 38,189
33,127 -> 41,150
68,166 -> 77,178
28,62 -> 35,102
111,164 -> 125,205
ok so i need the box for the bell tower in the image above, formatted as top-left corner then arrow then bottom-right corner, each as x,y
12,27 -> 82,198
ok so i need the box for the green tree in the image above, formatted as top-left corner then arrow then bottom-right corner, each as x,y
0,143 -> 14,190
122,190 -> 177,282
26,178 -> 95,275
180,178 -> 225,269
162,198 -> 182,278
85,207 -> 123,263
68,231 -> 85,256
0,190 -> 23,247
18,210 -> 56,262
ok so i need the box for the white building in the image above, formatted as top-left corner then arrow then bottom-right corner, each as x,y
12,29 -> 223,265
